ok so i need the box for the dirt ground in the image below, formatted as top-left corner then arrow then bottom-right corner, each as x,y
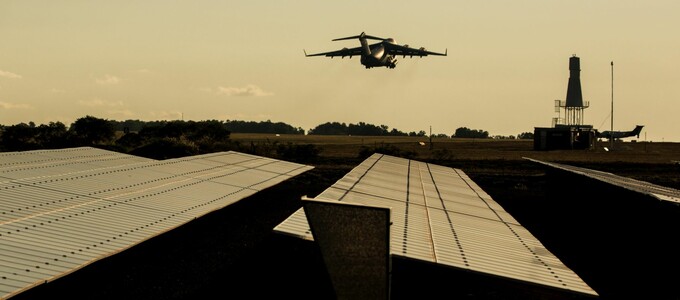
230,133 -> 680,189
11,137 -> 680,300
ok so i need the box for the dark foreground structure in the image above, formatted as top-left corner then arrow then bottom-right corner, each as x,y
524,158 -> 680,299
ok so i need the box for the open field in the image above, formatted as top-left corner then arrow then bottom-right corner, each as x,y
10,135 -> 680,299
231,132 -> 680,163
232,133 -> 680,189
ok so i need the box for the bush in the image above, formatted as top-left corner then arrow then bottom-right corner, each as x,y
276,143 -> 321,163
430,148 -> 454,162
129,138 -> 199,160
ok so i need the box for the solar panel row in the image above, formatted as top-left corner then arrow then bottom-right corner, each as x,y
9,148 -> 650,298
523,157 -> 679,203
0,147 -> 313,299
274,153 -> 598,296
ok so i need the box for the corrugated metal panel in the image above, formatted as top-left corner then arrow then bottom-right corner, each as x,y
524,157 -> 680,204
274,153 -> 597,296
0,147 -> 153,181
0,148 -> 312,299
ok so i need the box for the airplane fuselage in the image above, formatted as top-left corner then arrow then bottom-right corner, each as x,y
361,42 -> 397,69
598,125 -> 644,140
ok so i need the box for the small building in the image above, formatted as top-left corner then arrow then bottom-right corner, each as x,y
534,125 -> 596,150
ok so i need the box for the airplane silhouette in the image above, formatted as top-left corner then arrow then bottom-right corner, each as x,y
597,125 -> 644,140
304,32 -> 447,69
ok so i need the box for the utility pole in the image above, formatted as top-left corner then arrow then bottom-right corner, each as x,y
429,125 -> 433,150
610,61 -> 614,150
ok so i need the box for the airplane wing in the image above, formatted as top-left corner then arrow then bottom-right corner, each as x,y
384,43 -> 447,57
304,46 -> 363,58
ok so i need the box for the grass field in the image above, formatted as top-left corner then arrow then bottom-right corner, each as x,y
231,133 -> 680,190
231,132 -> 679,162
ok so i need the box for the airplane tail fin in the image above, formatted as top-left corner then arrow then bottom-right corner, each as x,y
331,32 -> 376,56
332,32 -> 385,41
633,125 -> 644,138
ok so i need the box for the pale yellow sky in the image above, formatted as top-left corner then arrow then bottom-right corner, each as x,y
1,1 -> 678,141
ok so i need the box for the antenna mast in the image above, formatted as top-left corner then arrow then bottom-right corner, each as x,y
610,61 -> 614,150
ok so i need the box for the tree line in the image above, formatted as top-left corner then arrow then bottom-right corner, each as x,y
307,122 -> 428,137
0,116 -> 534,157
114,119 -> 305,135
0,116 -> 320,162
0,116 -> 230,154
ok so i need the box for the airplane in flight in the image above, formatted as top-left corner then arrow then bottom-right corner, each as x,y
596,125 -> 644,140
304,32 -> 447,69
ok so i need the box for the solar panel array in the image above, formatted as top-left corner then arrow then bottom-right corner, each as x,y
274,153 -> 597,296
0,147 -> 313,299
524,157 -> 680,204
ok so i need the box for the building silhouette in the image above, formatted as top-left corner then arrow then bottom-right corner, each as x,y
534,55 -> 597,150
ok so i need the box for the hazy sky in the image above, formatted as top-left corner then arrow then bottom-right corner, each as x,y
1,1 -> 678,141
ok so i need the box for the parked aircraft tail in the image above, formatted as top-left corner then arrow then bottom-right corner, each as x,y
632,125 -> 644,138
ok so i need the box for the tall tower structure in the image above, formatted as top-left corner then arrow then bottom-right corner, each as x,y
537,55 -> 596,151
554,55 -> 589,126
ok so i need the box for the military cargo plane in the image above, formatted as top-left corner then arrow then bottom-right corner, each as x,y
304,32 -> 447,69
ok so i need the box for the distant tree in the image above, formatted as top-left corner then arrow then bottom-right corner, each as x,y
129,138 -> 198,160
517,132 -> 534,139
308,121 -> 408,136
308,122 -> 348,135
137,122 -> 166,139
191,120 -> 231,141
0,121 -> 69,151
157,120 -> 185,138
224,120 -> 304,134
111,119 -> 147,132
191,120 -> 232,153
115,132 -> 144,150
406,130 -> 426,137
347,122 -> 389,136
0,123 -> 39,151
133,120 -> 232,154
69,115 -> 116,145
389,128 -> 408,136
453,127 -> 489,139
36,122 -> 69,148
